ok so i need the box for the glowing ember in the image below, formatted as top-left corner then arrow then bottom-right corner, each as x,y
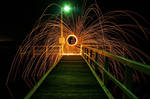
67,35 -> 78,46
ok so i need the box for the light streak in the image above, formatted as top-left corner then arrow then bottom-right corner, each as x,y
6,1 -> 150,97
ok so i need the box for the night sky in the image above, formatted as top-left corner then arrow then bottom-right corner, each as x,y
0,0 -> 150,42
0,0 -> 150,98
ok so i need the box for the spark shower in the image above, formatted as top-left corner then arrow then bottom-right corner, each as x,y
6,0 -> 150,97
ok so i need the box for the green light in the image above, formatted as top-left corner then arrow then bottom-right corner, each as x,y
63,5 -> 71,12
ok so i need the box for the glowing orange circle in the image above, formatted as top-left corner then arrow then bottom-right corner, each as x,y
66,35 -> 78,46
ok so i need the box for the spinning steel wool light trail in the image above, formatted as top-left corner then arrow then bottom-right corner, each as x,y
6,0 -> 150,97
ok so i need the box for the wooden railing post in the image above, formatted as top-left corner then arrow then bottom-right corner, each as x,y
103,56 -> 109,85
87,48 -> 89,61
85,48 -> 86,58
90,50 -> 93,66
95,52 -> 98,62
84,47 -> 86,57
59,46 -> 61,55
81,46 -> 83,55
95,52 -> 99,74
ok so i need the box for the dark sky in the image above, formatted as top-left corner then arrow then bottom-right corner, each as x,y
0,0 -> 150,42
